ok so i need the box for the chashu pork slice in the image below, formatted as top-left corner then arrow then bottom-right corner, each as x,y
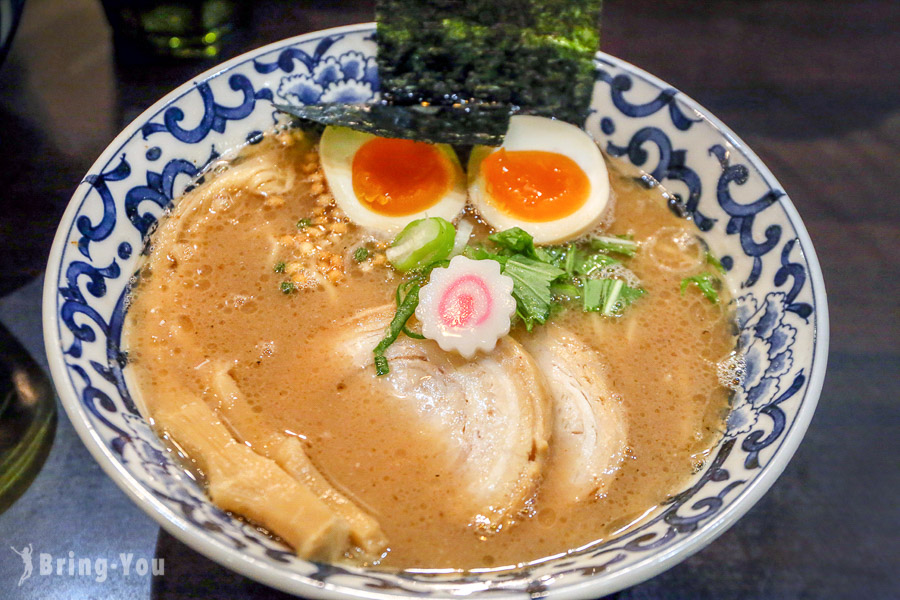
519,324 -> 628,502
332,305 -> 551,531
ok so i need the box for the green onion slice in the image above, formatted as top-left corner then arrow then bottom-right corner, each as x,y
353,247 -> 369,262
385,217 -> 456,272
373,283 -> 422,375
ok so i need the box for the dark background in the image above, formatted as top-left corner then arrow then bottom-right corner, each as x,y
0,0 -> 897,598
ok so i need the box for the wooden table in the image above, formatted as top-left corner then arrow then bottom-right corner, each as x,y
0,0 -> 897,598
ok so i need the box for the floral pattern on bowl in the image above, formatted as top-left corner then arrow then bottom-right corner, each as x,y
273,48 -> 379,105
43,23 -> 828,599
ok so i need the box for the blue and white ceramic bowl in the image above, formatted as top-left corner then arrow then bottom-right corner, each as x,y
43,23 -> 828,599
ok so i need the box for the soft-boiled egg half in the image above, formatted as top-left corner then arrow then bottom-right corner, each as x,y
319,126 -> 467,237
468,115 -> 610,245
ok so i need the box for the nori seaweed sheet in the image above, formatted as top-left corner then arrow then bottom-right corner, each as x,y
376,0 -> 603,125
277,0 -> 602,144
275,103 -> 511,146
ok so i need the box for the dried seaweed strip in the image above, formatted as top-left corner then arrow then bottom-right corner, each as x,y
275,103 -> 510,146
376,0 -> 602,124
277,0 -> 602,144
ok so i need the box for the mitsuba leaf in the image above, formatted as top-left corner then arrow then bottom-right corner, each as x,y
488,227 -> 538,257
502,255 -> 565,329
681,272 -> 720,304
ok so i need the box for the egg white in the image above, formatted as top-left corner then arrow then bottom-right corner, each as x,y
319,126 -> 467,237
468,115 -> 611,245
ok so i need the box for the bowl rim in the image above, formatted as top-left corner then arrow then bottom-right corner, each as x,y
42,21 -> 829,599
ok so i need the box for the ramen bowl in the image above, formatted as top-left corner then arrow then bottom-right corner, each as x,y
43,23 -> 828,598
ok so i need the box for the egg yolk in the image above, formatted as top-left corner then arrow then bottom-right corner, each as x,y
352,138 -> 453,216
481,149 -> 590,222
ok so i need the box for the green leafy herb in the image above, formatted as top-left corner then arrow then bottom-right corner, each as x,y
280,281 -> 295,294
574,252 -> 619,276
536,244 -> 568,269
373,283 -> 422,375
463,244 -> 508,264
582,278 -> 605,312
502,256 -> 565,330
619,285 -> 646,304
296,218 -> 311,229
706,251 -> 726,275
378,223 -> 644,355
386,217 -> 456,271
583,278 -> 645,316
590,234 -> 638,257
488,227 -> 539,258
273,261 -> 286,273
464,226 -> 646,326
487,227 -> 572,269
681,272 -> 720,304
563,245 -> 579,275
353,247 -> 369,262
467,231 -> 568,328
551,281 -> 582,300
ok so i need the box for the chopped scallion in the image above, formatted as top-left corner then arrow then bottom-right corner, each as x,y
393,279 -> 427,340
373,283 -> 422,375
386,217 -> 455,272
353,247 -> 369,262
402,326 -> 425,340
296,218 -> 311,229
374,355 -> 389,376
450,219 -> 475,257
273,261 -> 286,273
280,281 -> 295,294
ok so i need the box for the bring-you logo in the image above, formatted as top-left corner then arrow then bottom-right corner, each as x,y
9,545 -> 163,586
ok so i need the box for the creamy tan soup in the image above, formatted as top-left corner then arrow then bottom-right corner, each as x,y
124,128 -> 735,570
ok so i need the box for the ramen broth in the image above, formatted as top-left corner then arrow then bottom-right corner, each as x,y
124,130 -> 735,569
